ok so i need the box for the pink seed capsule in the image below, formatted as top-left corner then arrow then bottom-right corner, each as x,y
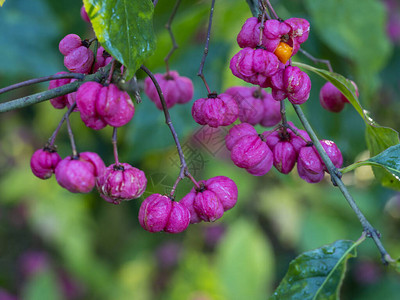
30,148 -> 61,179
96,163 -> 147,205
54,152 -> 105,193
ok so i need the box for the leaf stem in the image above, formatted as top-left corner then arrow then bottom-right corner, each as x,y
197,0 -> 216,95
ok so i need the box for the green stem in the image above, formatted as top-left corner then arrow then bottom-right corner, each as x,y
292,104 -> 394,264
0,70 -> 107,113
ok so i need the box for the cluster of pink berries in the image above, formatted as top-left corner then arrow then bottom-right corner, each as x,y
225,122 -> 343,183
230,17 -> 311,105
144,71 -> 194,110
138,176 -> 238,233
30,148 -> 147,203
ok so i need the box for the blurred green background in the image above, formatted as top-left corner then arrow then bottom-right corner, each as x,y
1,0 -> 400,299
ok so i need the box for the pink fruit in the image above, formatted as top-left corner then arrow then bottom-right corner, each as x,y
55,152 -> 105,193
206,176 -> 238,211
138,194 -> 190,233
30,148 -> 62,179
192,93 -> 238,128
144,71 -> 194,110
59,34 -> 82,56
96,163 -> 147,204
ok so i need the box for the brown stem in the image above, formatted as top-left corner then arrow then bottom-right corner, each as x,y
112,127 -> 120,165
164,0 -> 181,73
299,48 -> 333,72
66,113 -> 78,158
48,103 -> 77,147
140,65 -> 199,196
197,0 -> 216,94
265,0 -> 279,19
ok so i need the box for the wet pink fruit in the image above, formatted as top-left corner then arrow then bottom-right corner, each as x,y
320,139 -> 343,171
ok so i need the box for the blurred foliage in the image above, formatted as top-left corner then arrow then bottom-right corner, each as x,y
1,0 -> 400,299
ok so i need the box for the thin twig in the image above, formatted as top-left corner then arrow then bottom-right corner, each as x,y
197,0 -> 216,95
265,0 -> 279,19
299,48 -> 333,72
292,104 -> 394,264
164,0 -> 181,73
140,65 -> 200,196
48,102 -> 77,147
112,127 -> 120,165
0,73 -> 84,95
66,113 -> 78,158
0,67 -> 108,113
106,59 -> 116,85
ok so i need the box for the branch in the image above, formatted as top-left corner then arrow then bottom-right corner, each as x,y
299,48 -> 333,72
246,0 -> 261,16
292,104 -> 394,264
164,0 -> 181,73
0,70 -> 107,113
0,73 -> 84,95
140,65 -> 199,196
197,0 -> 216,95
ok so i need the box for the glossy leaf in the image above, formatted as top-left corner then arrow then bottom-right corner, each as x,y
83,0 -> 156,80
295,62 -> 400,190
271,239 -> 364,300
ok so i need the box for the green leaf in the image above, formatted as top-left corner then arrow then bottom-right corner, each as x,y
216,219 -> 274,300
341,144 -> 400,187
295,62 -> 400,190
0,0 -> 5,7
271,239 -> 364,300
83,0 -> 156,80
365,126 -> 400,189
